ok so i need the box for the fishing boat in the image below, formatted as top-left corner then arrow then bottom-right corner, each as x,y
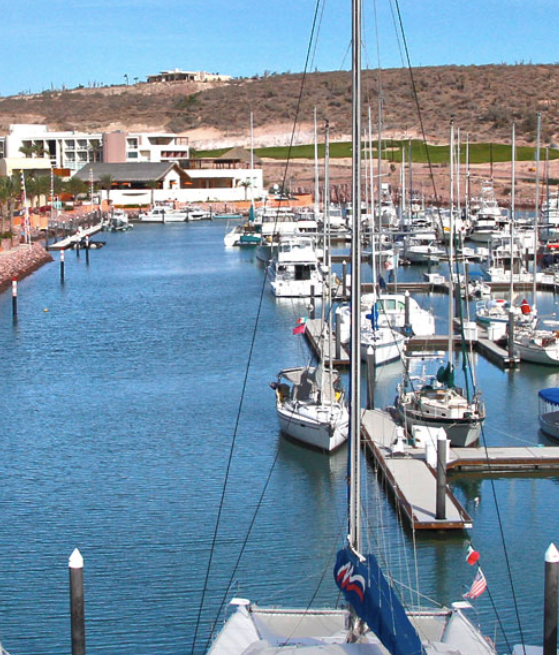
206,6 -> 498,654
538,388 -> 559,439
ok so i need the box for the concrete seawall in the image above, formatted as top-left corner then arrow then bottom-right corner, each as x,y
0,243 -> 53,293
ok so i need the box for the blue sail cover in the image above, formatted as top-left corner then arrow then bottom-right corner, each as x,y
334,548 -> 423,655
539,388 -> 559,406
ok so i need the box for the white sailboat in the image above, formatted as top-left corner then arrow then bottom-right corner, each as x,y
206,5 -> 497,654
271,122 -> 348,452
394,119 -> 486,448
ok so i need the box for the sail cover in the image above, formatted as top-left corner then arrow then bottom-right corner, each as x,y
539,388 -> 559,406
334,548 -> 423,655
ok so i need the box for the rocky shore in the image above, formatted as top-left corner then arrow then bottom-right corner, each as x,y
0,243 -> 53,293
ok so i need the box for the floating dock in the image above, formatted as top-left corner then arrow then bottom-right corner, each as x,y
47,223 -> 104,251
361,409 -> 472,530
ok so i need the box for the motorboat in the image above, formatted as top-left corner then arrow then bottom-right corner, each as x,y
514,326 -> 559,365
539,387 -> 559,438
138,206 -> 188,222
266,235 -> 323,298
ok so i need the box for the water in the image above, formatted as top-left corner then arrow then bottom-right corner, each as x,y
0,222 -> 557,654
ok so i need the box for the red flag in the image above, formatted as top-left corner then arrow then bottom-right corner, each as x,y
466,545 -> 480,566
293,323 -> 306,335
463,567 -> 487,600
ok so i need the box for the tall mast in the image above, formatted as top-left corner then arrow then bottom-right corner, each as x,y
349,0 -> 362,554
250,112 -> 255,205
532,112 -> 541,314
314,107 -> 320,215
510,123 -> 516,304
324,121 -> 334,397
448,118 -> 455,363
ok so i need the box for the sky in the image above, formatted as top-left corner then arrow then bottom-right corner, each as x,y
1,0 -> 557,97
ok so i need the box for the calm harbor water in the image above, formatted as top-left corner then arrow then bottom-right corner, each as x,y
0,222 -> 558,654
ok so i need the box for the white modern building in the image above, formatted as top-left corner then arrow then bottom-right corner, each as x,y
0,124 -> 191,172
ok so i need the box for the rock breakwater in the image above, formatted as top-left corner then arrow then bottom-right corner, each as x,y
0,244 -> 53,293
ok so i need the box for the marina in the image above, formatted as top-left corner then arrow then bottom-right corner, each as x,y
2,221 -> 559,652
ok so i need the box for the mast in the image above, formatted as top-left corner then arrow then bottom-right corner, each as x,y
314,107 -> 320,216
324,121 -> 334,400
533,112 -> 541,314
448,118 -> 455,363
250,112 -> 255,206
349,0 -> 362,554
510,123 -> 516,304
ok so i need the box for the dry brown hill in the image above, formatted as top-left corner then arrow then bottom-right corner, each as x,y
1,64 -> 558,149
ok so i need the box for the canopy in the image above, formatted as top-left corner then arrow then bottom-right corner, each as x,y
539,388 -> 559,406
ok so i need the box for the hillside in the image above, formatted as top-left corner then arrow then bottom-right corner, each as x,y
2,64 -> 559,148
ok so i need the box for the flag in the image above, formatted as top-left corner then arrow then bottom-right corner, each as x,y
466,545 -> 480,566
293,323 -> 306,335
463,567 -> 487,600
296,317 -> 307,325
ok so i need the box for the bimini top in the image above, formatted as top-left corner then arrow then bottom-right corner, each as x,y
539,388 -> 559,406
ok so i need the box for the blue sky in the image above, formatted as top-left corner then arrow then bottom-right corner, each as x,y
3,0 -> 557,96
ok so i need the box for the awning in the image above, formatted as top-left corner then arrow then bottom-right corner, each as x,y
539,388 -> 559,406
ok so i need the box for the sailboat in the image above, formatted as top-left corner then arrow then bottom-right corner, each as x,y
394,119 -> 486,448
206,4 -> 498,654
270,123 -> 348,451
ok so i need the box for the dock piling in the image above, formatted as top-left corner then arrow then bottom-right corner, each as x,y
85,235 -> 90,265
436,434 -> 447,520
12,277 -> 17,320
544,543 -> 559,655
366,346 -> 376,409
342,261 -> 347,297
69,548 -> 86,655
309,286 -> 315,319
60,250 -> 65,283
335,313 -> 342,360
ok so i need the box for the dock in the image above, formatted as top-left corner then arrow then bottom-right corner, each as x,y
361,409 -> 472,530
448,446 -> 559,472
47,223 -> 104,251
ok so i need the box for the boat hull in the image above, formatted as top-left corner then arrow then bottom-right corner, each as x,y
539,411 -> 559,439
277,404 -> 348,452
395,404 -> 482,447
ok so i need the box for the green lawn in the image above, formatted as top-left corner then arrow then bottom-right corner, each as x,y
194,140 -> 558,164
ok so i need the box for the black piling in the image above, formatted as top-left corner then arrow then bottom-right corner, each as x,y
69,548 -> 86,655
342,261 -> 347,297
335,313 -> 342,361
508,310 -> 516,362
309,286 -> 315,320
544,543 -> 559,655
11,277 -> 17,320
85,236 -> 90,266
436,435 -> 447,520
60,249 -> 66,284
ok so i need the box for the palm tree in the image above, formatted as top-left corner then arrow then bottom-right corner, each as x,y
146,179 -> 159,206
65,177 -> 87,201
18,143 -> 35,158
239,179 -> 252,200
88,140 -> 102,163
98,174 -> 115,206
0,175 -> 21,238
32,142 -> 48,158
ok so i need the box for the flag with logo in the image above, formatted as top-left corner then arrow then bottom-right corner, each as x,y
464,567 -> 487,600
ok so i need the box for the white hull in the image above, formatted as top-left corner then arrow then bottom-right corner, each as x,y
360,329 -> 406,365
515,333 -> 559,365
540,410 -> 559,439
277,402 -> 348,451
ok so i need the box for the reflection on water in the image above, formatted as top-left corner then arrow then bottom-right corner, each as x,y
0,222 -> 556,652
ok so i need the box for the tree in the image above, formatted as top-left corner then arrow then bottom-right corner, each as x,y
88,140 -> 102,162
65,176 -> 87,200
0,176 -> 17,236
146,179 -> 159,206
18,143 -> 35,158
98,174 -> 114,205
239,179 -> 252,200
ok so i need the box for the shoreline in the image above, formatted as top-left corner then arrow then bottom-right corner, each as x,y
0,243 -> 53,294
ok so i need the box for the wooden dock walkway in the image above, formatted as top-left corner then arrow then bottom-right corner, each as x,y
361,409 -> 472,530
47,223 -> 104,251
448,446 -> 559,472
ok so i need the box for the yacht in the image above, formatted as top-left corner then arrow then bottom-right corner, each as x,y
266,235 -> 323,298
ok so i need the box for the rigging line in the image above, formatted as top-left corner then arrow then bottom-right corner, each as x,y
273,0 -> 324,228
197,1 -> 326,649
473,418 -> 527,649
191,254 -> 268,653
390,0 -> 448,251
